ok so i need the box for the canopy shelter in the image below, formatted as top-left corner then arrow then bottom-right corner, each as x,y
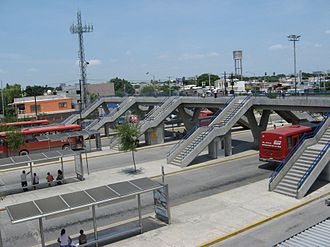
5,177 -> 164,247
35,129 -> 102,152
0,150 -> 82,197
0,149 -> 75,171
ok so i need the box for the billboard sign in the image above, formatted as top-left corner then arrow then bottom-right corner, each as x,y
153,184 -> 171,224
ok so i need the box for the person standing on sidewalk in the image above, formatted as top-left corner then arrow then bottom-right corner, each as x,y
32,173 -> 39,190
21,170 -> 30,191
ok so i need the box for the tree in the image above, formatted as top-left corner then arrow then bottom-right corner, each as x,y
0,84 -> 22,117
110,77 -> 134,96
197,73 -> 220,87
116,122 -> 140,172
140,85 -> 156,96
5,128 -> 24,156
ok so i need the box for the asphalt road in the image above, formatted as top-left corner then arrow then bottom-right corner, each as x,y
216,197 -> 330,247
0,130 -> 254,188
0,131 -> 271,247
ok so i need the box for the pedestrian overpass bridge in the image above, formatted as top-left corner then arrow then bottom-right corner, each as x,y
61,95 -> 329,167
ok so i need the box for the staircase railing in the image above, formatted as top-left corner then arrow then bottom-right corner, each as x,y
81,97 -> 103,115
269,111 -> 330,184
85,118 -> 99,130
208,95 -> 235,123
139,97 -> 168,126
171,95 -> 252,159
166,96 -> 235,158
297,140 -> 330,190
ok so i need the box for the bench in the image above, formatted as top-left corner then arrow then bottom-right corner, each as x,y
76,226 -> 141,247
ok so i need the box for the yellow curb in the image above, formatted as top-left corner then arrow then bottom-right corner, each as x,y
199,191 -> 330,247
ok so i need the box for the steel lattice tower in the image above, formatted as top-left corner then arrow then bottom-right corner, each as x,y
70,11 -> 93,109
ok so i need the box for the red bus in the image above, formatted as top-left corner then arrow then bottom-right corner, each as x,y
259,125 -> 313,163
0,124 -> 83,157
0,119 -> 49,129
199,110 -> 214,126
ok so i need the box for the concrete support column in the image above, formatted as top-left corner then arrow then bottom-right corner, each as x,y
145,123 -> 164,145
320,162 -> 330,182
245,109 -> 270,146
224,132 -> 232,156
191,108 -> 202,127
178,106 -> 201,130
104,123 -> 110,137
208,137 -> 220,158
101,102 -> 110,115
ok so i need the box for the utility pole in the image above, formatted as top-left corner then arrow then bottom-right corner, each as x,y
223,72 -> 227,96
230,73 -> 234,95
1,81 -> 4,117
34,95 -> 38,120
208,73 -> 211,87
168,76 -> 171,96
70,11 -> 93,109
288,34 -> 301,94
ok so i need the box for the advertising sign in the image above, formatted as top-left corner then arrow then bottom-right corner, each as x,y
153,184 -> 171,224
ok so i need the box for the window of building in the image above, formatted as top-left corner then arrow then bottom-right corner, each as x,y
30,105 -> 41,113
59,102 -> 67,108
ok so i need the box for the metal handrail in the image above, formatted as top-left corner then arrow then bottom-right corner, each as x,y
269,111 -> 330,184
297,140 -> 330,190
166,96 -> 235,157
140,96 -> 180,129
81,97 -> 104,115
208,95 -> 235,122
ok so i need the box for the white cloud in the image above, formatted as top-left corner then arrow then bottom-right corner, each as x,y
207,52 -> 220,57
314,43 -> 322,48
159,53 -> 169,59
325,30 -> 330,34
269,44 -> 286,50
27,68 -> 38,72
88,59 -> 102,66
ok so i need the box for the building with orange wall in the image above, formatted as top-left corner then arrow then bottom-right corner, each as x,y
11,95 -> 75,122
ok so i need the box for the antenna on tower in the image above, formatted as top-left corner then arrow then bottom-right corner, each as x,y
70,11 -> 93,109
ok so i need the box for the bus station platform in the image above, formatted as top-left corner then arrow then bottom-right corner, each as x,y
0,148 -> 330,246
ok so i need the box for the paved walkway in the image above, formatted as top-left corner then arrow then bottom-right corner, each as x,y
0,147 -> 329,247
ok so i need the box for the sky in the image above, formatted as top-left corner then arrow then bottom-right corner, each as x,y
0,0 -> 330,87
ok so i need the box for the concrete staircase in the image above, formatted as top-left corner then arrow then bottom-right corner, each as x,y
86,97 -> 136,130
138,96 -> 181,134
62,97 -> 106,125
109,97 -> 181,150
270,116 -> 330,198
273,146 -> 326,197
167,96 -> 253,167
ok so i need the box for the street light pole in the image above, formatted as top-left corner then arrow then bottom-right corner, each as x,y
1,80 -> 4,117
288,34 -> 301,94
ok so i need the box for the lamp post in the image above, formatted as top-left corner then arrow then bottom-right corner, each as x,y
288,34 -> 301,94
78,79 -> 83,126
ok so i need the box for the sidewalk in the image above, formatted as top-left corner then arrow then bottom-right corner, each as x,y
1,148 -> 329,247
